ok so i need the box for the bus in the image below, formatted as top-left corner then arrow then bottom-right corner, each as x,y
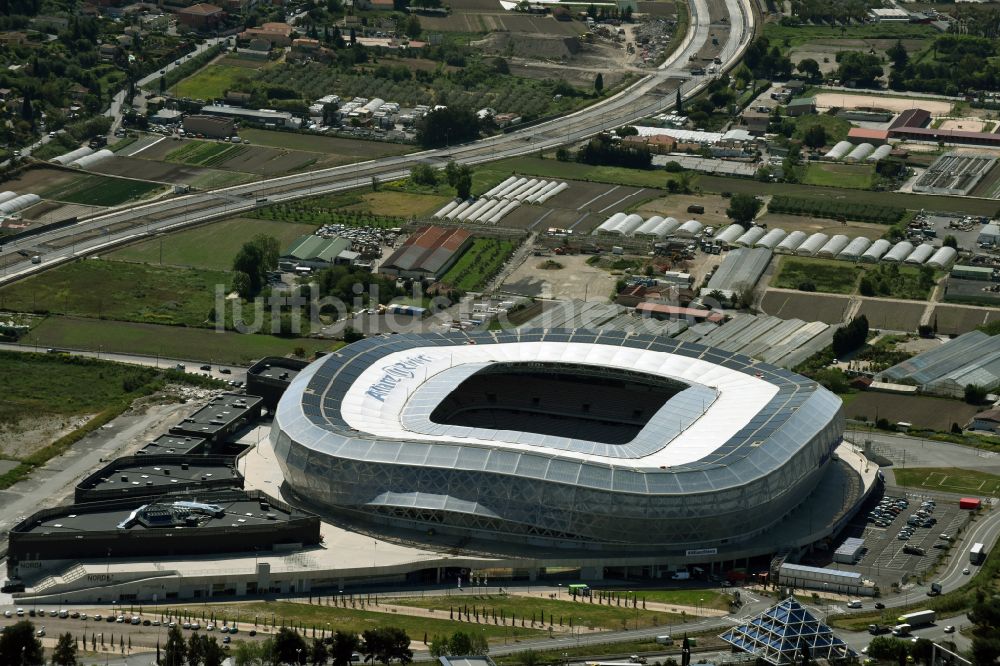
970,542 -> 985,565
568,583 -> 591,597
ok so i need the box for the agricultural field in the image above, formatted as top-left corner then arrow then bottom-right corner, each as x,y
175,601 -> 544,643
845,394 -> 979,432
165,141 -> 249,168
892,467 -> 1000,495
472,157 -> 681,192
800,163 -> 874,190
856,299 -> 927,331
172,62 -> 268,100
930,304 -> 1000,336
23,316 -> 336,366
36,172 -> 163,207
760,291 -> 850,324
764,22 -> 938,51
439,238 -> 517,292
110,218 -> 317,271
772,257 -> 862,294
92,155 -> 256,189
0,259 -> 226,327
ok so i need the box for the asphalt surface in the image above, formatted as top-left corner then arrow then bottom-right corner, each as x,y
0,0 -> 754,286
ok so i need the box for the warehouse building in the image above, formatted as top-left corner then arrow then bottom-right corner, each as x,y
878,330 -> 1000,397
75,455 -> 242,503
379,226 -> 473,280
200,104 -> 299,128
282,234 -> 357,269
778,562 -> 873,596
170,393 -> 264,443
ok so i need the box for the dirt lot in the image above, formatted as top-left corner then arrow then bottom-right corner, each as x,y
92,155 -> 251,188
19,200 -> 103,223
790,38 -> 926,76
420,11 -> 584,35
813,92 -> 952,115
938,118 -> 995,132
930,304 -> 1000,335
0,413 -> 91,460
498,179 -> 653,233
856,300 -> 926,332
844,393 -> 979,432
636,194 -> 731,228
134,139 -> 324,177
501,253 -> 617,301
2,165 -> 81,193
757,212 -> 889,240
760,290 -> 850,324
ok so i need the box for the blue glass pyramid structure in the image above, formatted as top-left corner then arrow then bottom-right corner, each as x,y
719,596 -> 857,665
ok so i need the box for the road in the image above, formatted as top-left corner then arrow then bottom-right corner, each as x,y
0,0 -> 754,285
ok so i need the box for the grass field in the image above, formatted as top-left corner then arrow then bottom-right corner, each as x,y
172,601 -> 544,643
604,589 -> 729,611
772,257 -> 862,294
794,114 -> 852,145
892,467 -> 1000,495
38,173 -> 162,206
172,63 -> 261,100
391,595 -> 684,630
22,316 -> 338,365
471,158 -> 679,193
0,260 -> 226,327
165,141 -> 247,167
763,22 -> 937,50
439,238 -> 517,291
345,191 -> 452,217
110,218 -> 316,271
801,163 -> 875,189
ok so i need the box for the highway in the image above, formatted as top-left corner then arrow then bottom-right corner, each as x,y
0,0 -> 754,285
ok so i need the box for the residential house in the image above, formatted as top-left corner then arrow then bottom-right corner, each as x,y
176,3 -> 224,30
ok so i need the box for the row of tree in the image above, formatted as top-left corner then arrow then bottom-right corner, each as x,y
0,621 -> 75,666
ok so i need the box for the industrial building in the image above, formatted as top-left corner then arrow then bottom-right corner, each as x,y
271,330 -> 845,549
74,455 -> 242,502
170,393 -> 264,443
6,490 -> 320,580
247,357 -> 309,411
379,226 -> 473,280
833,536 -> 865,564
878,330 -> 1000,397
912,153 -> 996,196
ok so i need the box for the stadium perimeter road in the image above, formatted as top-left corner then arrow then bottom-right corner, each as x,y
0,0 -> 754,285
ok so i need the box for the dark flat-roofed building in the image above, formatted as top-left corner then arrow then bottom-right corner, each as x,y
170,393 -> 263,442
247,357 -> 308,411
138,434 -> 206,456
379,226 -> 473,280
7,490 -> 320,579
889,108 -> 931,130
75,455 -> 242,503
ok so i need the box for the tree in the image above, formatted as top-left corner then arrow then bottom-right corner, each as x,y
867,637 -> 908,662
836,51 -> 883,88
886,40 -> 908,70
362,627 -> 413,665
681,636 -> 691,666
675,87 -> 682,113
448,632 -> 473,656
331,631 -> 362,666
832,315 -> 869,358
251,233 -> 280,272
410,163 -> 437,186
796,58 -> 821,82
454,168 -> 472,199
965,384 -> 988,405
163,625 -> 187,666
416,107 -> 481,148
189,633 -> 207,666
52,632 -> 77,666
969,593 -> 1000,666
0,621 -> 44,665
803,124 -> 827,149
275,628 -> 308,664
943,235 -> 958,249
429,635 -> 449,658
311,638 -> 330,665
404,14 -> 421,39
594,72 -> 604,94
725,193 -> 762,226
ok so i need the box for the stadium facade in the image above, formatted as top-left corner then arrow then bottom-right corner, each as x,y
272,330 -> 845,551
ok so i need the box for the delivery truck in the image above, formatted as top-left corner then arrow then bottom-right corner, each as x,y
897,610 -> 935,627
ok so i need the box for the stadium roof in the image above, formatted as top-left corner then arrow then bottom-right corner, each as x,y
277,330 -> 843,492
720,597 -> 856,665
878,331 -> 1000,390
381,226 -> 472,276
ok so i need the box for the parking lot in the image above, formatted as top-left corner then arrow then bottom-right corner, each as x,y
830,486 -> 971,590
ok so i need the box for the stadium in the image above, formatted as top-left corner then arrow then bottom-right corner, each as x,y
272,330 -> 846,551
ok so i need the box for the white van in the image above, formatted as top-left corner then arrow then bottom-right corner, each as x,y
847,600 -> 863,609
